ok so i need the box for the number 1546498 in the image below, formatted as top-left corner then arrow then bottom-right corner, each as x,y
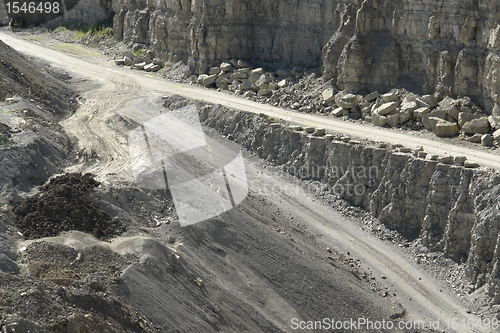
6,2 -> 60,14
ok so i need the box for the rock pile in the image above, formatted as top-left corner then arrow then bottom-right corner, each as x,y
115,49 -> 164,72
113,0 -> 500,112
192,59 -> 500,145
325,89 -> 500,143
192,61 -> 327,113
194,59 -> 285,98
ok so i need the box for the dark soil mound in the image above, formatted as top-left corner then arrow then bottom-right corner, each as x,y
13,173 -> 125,240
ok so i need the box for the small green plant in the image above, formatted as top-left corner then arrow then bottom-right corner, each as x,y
135,49 -> 144,57
52,26 -> 67,33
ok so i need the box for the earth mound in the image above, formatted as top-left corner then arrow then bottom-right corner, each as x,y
0,39 -> 75,115
13,173 -> 125,240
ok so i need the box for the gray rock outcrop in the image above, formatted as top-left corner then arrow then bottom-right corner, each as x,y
112,0 -> 500,114
201,105 -> 500,304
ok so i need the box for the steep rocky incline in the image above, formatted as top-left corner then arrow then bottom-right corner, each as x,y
199,103 -> 500,305
113,0 -> 500,114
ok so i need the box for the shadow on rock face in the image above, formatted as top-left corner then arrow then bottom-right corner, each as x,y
4,0 -> 80,27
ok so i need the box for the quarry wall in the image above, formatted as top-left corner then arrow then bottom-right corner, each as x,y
112,0 -> 500,114
0,0 -> 112,27
200,105 -> 500,305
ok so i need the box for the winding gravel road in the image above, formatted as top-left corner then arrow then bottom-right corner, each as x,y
1,30 -> 496,332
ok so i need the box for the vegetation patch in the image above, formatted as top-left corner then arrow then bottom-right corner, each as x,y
46,21 -> 113,41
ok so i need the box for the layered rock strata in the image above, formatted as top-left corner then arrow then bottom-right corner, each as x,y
51,0 -> 113,26
199,104 -> 500,304
113,0 -> 500,113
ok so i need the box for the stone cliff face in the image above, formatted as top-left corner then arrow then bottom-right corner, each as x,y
200,105 -> 500,304
113,0 -> 500,114
52,0 -> 113,26
0,0 -> 112,26
112,0 -> 339,72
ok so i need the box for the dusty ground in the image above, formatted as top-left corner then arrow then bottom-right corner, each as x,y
0,28 -> 499,332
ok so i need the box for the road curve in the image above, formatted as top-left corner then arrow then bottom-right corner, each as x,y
0,31 -> 495,332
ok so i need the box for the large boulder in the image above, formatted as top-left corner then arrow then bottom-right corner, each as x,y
144,64 -> 161,72
414,107 -> 431,117
122,50 -> 136,60
220,62 -> 233,72
146,50 -> 156,60
216,73 -> 231,89
458,112 -> 483,127
335,92 -> 359,109
435,120 -> 458,137
426,117 -> 443,131
248,72 -> 261,83
376,102 -> 398,116
209,67 -> 221,75
418,94 -> 438,108
256,74 -> 272,89
438,96 -> 460,119
481,134 -> 494,147
237,60 -> 252,68
268,83 -> 279,90
372,111 -> 387,127
400,101 -> 418,113
332,107 -> 345,117
133,55 -> 151,65
438,96 -> 454,109
423,109 -> 446,129
123,56 -> 133,66
363,91 -> 380,102
381,91 -> 398,102
400,111 -> 413,123
233,68 -> 250,79
493,128 -> 500,142
461,117 -> 490,134
198,74 -> 209,84
131,62 -> 147,70
387,114 -> 400,127
488,115 -> 500,130
252,68 -> 265,75
278,79 -> 288,88
202,74 -> 218,87
447,105 -> 460,120
322,88 -> 336,103
240,79 -> 258,91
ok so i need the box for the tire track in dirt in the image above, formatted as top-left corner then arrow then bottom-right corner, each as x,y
61,75 -> 141,178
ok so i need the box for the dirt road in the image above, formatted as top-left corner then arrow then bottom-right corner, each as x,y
2,32 -> 499,171
0,31 -> 495,332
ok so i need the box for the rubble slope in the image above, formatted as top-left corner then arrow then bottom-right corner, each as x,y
200,103 -> 500,305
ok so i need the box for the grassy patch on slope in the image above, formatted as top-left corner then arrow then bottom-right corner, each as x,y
46,21 -> 113,41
